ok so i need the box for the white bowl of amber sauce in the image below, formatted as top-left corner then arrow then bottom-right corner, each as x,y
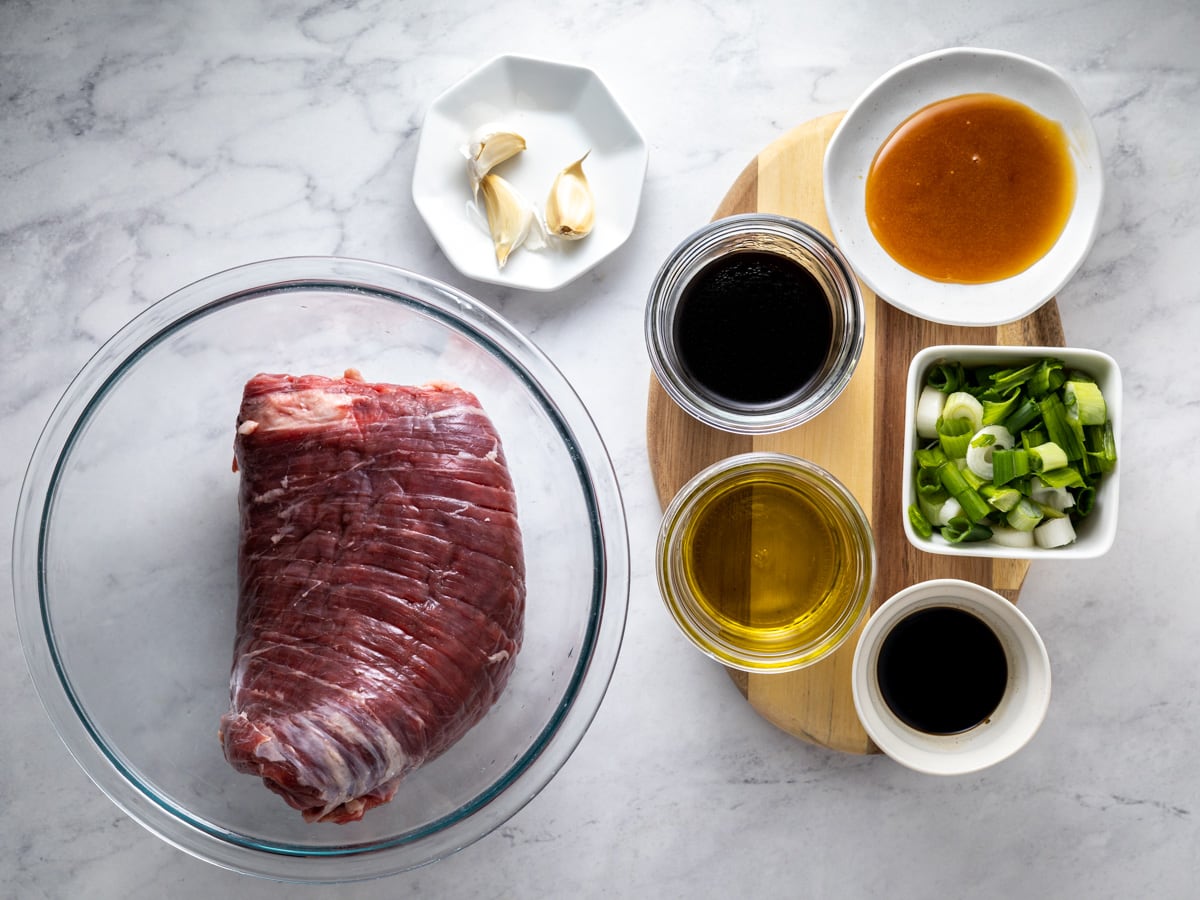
823,47 -> 1104,326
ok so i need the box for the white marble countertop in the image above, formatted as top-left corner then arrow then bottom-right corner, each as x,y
4,1 -> 1199,896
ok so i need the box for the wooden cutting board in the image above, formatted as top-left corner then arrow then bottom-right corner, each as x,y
646,111 -> 1065,754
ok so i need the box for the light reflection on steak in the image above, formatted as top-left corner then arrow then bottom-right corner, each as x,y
218,371 -> 525,824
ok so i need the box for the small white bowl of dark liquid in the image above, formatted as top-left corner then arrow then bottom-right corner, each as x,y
852,578 -> 1051,775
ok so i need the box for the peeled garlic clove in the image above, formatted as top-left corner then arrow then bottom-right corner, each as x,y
544,152 -> 595,240
464,125 -> 526,198
479,173 -> 535,269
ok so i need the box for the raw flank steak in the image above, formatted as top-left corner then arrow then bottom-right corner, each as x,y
219,371 -> 525,823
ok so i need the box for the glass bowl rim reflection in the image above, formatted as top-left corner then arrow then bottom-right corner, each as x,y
11,255 -> 629,882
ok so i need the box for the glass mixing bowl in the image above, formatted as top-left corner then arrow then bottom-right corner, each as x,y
12,257 -> 629,882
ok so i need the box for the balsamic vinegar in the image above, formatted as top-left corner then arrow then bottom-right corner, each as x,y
673,251 -> 834,409
876,606 -> 1008,734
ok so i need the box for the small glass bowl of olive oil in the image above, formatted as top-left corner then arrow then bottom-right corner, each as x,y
645,214 -> 865,434
657,452 -> 875,672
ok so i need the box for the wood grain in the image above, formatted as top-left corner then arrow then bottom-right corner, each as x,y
646,112 -> 1065,753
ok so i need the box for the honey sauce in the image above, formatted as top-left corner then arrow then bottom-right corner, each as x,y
865,92 -> 1077,284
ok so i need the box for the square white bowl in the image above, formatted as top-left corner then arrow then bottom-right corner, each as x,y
412,54 -> 648,292
902,344 -> 1121,559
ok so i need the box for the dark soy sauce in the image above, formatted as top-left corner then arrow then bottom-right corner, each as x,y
673,251 -> 834,409
877,606 -> 1009,735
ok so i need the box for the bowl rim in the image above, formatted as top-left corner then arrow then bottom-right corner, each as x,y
823,45 -> 1105,326
412,52 -> 649,292
11,255 -> 630,882
900,343 -> 1121,560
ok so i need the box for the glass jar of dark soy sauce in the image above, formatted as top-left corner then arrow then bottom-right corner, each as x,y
646,214 -> 865,434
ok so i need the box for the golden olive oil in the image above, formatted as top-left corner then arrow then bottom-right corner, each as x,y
679,470 -> 858,659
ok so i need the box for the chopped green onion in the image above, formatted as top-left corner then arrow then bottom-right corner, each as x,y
981,483 -> 1023,512
916,494 -> 941,527
1002,397 -> 1042,433
937,415 -> 974,459
907,504 -> 934,539
989,525 -> 1035,549
1074,485 -> 1096,516
966,425 -> 1014,480
1036,466 -> 1086,489
1034,516 -> 1077,548
1039,394 -> 1085,461
915,466 -> 945,498
1036,501 -> 1068,519
1006,497 -> 1045,532
981,387 -> 1022,425
1028,441 -> 1069,472
986,360 -> 1041,394
961,466 -> 988,491
927,361 -> 967,393
920,494 -> 963,527
915,444 -> 949,469
943,391 -> 984,434
973,365 -> 1004,389
942,516 -> 993,543
992,448 -> 1031,487
938,462 -> 991,523
1010,474 -> 1034,496
935,497 -> 963,526
1085,421 -> 1118,473
1028,359 -> 1067,398
1021,427 -> 1048,450
1064,380 -> 1107,426
915,385 -> 948,438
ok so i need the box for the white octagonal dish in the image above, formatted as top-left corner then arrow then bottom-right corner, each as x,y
824,47 -> 1104,326
413,54 -> 648,292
